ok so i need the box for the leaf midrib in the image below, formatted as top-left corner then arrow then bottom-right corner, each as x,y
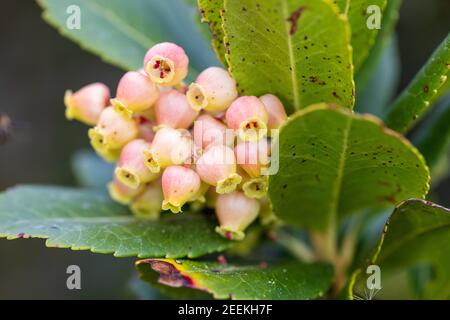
327,116 -> 352,229
280,0 -> 301,110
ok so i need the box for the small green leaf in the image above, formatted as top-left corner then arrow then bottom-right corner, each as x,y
384,32 -> 450,133
136,258 -> 334,299
71,150 -> 114,188
335,0 -> 387,72
37,0 -> 218,75
0,186 -> 232,258
198,0 -> 227,66
268,104 -> 430,231
350,200 -> 450,300
222,0 -> 355,114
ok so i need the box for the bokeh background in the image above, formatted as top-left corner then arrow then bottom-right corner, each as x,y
0,0 -> 449,299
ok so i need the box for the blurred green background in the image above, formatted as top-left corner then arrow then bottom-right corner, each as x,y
0,0 -> 449,299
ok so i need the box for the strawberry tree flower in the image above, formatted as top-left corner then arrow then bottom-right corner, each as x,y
107,178 -> 144,205
196,145 -> 242,194
215,191 -> 260,240
115,139 -> 159,189
161,165 -> 201,213
187,67 -> 238,112
130,182 -> 163,220
143,127 -> 192,173
64,82 -> 110,126
225,96 -> 269,141
111,71 -> 160,117
88,106 -> 138,161
234,138 -> 271,178
136,117 -> 156,142
242,176 -> 269,199
259,94 -> 287,130
63,41 -> 288,242
155,90 -> 198,129
144,42 -> 189,86
193,114 -> 234,150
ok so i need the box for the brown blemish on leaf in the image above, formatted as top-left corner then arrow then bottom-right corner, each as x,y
148,260 -> 194,288
382,195 -> 397,204
422,85 -> 429,93
309,76 -> 326,85
287,6 -> 306,35
225,42 -> 231,54
332,91 -> 342,100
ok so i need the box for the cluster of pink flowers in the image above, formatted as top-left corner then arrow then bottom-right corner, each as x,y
64,42 -> 287,240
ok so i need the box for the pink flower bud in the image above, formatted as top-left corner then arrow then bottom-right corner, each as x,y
89,106 -> 138,149
107,178 -> 144,205
242,176 -> 269,199
64,83 -> 110,125
115,139 -> 160,189
225,96 -> 269,141
130,182 -> 163,220
235,138 -> 270,178
155,90 -> 198,129
259,94 -> 287,130
196,145 -> 242,194
144,42 -> 189,86
215,191 -> 260,240
136,117 -> 156,142
186,67 -> 237,112
111,71 -> 160,117
193,114 -> 234,150
143,127 -> 192,173
161,165 -> 201,213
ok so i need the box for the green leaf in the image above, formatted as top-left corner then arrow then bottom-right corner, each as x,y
354,0 -> 401,91
136,258 -> 334,299
37,0 -> 219,76
71,150 -> 114,188
355,36 -> 400,116
222,0 -> 355,114
413,98 -> 450,178
384,32 -> 450,133
268,104 -> 430,231
350,200 -> 450,300
0,186 -> 232,258
432,75 -> 450,104
335,0 -> 387,72
198,0 -> 227,66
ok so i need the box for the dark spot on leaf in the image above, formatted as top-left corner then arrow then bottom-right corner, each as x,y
286,6 -> 306,35
382,195 -> 397,204
332,91 -> 342,100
